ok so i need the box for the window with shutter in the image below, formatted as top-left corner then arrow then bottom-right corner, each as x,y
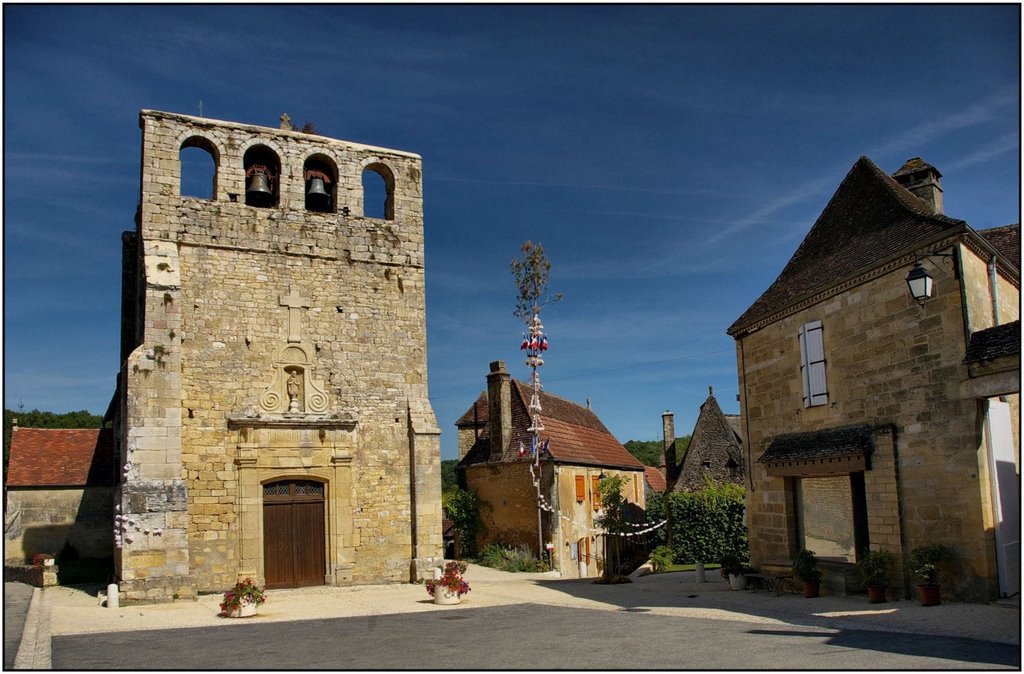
575,475 -> 586,503
799,320 -> 828,407
591,475 -> 601,510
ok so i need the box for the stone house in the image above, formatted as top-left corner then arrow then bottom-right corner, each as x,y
663,388 -> 745,493
4,426 -> 115,566
727,156 -> 1019,602
112,110 -> 442,603
456,361 -> 646,577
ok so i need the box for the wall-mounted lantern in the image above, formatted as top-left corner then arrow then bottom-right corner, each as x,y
905,252 -> 955,307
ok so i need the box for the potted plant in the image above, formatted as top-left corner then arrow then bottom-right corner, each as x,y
427,560 -> 471,605
857,549 -> 893,603
793,549 -> 822,598
719,552 -> 747,590
910,544 -> 951,606
219,578 -> 266,618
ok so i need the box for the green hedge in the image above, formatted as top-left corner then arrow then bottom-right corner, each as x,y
665,482 -> 748,565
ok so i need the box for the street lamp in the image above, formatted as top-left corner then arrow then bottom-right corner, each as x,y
905,252 -> 954,307
905,262 -> 933,306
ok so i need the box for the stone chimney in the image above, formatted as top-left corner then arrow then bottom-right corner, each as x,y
662,410 -> 676,482
486,361 -> 512,462
893,157 -> 944,214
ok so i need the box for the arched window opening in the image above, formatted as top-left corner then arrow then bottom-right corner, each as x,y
244,145 -> 280,208
179,137 -> 218,200
304,154 -> 337,214
362,163 -> 395,220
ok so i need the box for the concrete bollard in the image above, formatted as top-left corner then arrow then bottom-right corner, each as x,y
695,563 -> 706,583
106,583 -> 119,609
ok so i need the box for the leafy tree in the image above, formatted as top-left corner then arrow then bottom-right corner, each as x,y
595,475 -> 630,582
511,240 -> 562,323
3,408 -> 105,469
442,487 -> 486,559
441,459 -> 459,492
623,437 -> 691,468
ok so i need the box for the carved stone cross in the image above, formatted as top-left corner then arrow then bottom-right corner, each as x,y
279,287 -> 310,343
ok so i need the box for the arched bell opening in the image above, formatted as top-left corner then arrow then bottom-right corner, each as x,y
243,145 -> 280,208
179,136 -> 219,200
362,163 -> 395,221
303,154 -> 337,214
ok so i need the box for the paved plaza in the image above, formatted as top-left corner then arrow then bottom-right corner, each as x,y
9,565 -> 1021,669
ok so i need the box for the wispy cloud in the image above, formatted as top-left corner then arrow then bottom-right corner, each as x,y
943,132 -> 1020,173
867,87 -> 1018,159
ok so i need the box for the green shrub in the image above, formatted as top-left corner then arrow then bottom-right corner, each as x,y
664,481 -> 747,565
477,543 -> 545,573
650,545 -> 673,573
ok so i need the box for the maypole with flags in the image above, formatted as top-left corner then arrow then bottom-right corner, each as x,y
522,311 -> 549,557
511,241 -> 561,561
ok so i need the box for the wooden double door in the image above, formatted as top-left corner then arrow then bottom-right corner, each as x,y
263,479 -> 326,589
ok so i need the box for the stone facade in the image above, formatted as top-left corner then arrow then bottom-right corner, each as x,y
457,361 -> 646,578
729,157 -> 1020,602
4,488 -> 114,565
115,110 -> 442,603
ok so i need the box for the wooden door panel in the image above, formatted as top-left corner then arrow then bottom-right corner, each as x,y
293,501 -> 325,587
264,502 -> 294,589
263,480 -> 326,589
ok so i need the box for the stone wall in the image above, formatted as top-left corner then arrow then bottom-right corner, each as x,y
466,462 -> 541,553
737,241 -> 1018,601
4,487 -> 113,564
118,111 -> 441,602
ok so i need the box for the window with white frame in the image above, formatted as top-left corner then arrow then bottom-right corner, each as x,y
799,320 -> 828,407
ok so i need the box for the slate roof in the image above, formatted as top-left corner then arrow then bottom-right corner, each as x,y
977,224 -> 1021,269
965,320 -> 1021,364
6,428 -> 115,487
457,380 -> 644,471
758,424 -> 874,465
728,156 -> 968,336
669,392 -> 745,493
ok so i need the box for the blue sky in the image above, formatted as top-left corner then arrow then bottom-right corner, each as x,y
3,4 -> 1020,460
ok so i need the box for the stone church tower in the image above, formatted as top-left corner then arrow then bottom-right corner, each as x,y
115,110 -> 442,603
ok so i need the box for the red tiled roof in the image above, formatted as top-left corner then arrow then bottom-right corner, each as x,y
977,224 -> 1020,270
644,466 -> 667,493
458,379 -> 644,471
5,428 -> 114,487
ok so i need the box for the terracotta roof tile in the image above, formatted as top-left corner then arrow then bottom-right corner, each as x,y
456,380 -> 644,471
6,428 -> 115,487
978,224 -> 1021,269
644,466 -> 667,493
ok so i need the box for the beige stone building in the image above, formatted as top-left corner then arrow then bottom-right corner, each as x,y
728,156 -> 1019,602
4,426 -> 114,567
456,361 -> 646,578
113,110 -> 442,603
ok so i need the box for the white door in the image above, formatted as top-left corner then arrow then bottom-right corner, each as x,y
985,400 -> 1020,598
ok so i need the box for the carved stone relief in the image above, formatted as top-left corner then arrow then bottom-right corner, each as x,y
259,342 -> 329,414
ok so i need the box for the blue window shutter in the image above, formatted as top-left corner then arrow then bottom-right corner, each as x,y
799,321 -> 828,407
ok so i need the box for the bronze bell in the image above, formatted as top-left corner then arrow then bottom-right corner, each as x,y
246,174 -> 272,201
306,176 -> 328,199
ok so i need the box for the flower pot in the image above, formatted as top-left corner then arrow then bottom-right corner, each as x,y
917,584 -> 941,606
802,580 -> 820,598
728,573 -> 747,591
228,599 -> 259,618
434,587 -> 462,605
867,585 -> 887,604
